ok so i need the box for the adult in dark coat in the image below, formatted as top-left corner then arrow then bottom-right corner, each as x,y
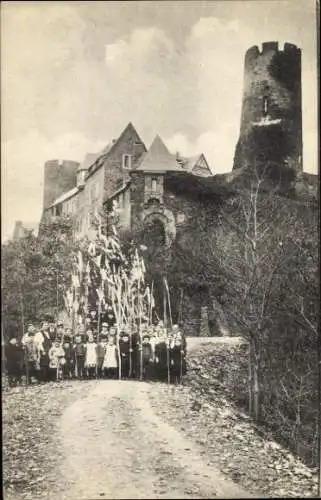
96,331 -> 107,378
48,323 -> 57,342
36,323 -> 52,382
130,326 -> 140,379
118,331 -> 130,379
62,329 -> 74,379
141,334 -> 153,380
155,335 -> 168,381
5,338 -> 24,387
73,334 -> 86,379
56,322 -> 65,342
170,339 -> 186,384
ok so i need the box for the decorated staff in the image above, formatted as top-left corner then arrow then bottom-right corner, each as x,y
61,212 -> 186,384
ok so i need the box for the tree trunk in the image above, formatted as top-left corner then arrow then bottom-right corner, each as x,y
1,321 -> 6,376
253,360 -> 260,422
248,340 -> 260,421
252,338 -> 261,422
248,342 -> 253,416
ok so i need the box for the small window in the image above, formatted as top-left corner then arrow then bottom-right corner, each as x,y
263,96 -> 268,116
151,178 -> 157,193
122,154 -> 132,169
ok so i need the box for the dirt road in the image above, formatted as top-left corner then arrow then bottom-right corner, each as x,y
52,380 -> 249,499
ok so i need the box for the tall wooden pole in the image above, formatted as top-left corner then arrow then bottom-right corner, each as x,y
56,268 -> 59,326
139,278 -> 143,381
163,279 -> 167,327
178,288 -> 183,325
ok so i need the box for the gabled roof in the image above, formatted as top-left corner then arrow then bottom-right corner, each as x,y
136,135 -> 183,172
86,122 -> 147,177
180,153 -> 211,175
48,186 -> 79,208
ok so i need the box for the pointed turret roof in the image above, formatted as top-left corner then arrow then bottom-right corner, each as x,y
136,135 -> 182,172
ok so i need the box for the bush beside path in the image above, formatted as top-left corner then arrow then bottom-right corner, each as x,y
147,340 -> 318,498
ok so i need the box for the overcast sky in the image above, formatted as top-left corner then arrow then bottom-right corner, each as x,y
1,0 -> 318,241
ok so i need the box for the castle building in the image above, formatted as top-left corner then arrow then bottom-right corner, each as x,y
12,221 -> 39,240
234,42 -> 303,172
39,41 -> 316,335
41,123 -> 213,243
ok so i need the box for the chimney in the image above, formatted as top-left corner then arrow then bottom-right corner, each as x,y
176,151 -> 184,168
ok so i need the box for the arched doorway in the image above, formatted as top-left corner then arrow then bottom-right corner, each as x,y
142,217 -> 166,248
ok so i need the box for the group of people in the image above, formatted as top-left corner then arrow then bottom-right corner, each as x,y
4,313 -> 187,387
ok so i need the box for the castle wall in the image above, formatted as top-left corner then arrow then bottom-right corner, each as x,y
129,171 -> 221,334
234,42 -> 302,172
42,160 -> 79,209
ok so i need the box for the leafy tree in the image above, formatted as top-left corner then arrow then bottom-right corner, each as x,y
173,163 -> 318,463
2,216 -> 77,341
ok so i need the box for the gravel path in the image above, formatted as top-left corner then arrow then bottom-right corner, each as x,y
53,380 -> 249,499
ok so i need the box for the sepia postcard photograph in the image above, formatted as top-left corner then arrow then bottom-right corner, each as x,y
1,1 -> 319,499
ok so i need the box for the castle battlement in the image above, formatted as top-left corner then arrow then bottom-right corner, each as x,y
245,41 -> 301,63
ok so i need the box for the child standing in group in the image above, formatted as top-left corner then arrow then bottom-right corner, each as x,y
73,333 -> 86,379
85,330 -> 97,379
103,336 -> 118,379
48,341 -> 65,381
96,330 -> 107,378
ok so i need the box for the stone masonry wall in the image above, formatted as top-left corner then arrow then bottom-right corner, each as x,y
42,160 -> 79,209
234,42 -> 302,172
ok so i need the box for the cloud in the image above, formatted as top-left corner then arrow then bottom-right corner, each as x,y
1,131 -> 105,241
1,4 -> 318,240
165,123 -> 239,175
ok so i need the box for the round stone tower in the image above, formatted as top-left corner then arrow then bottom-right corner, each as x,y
233,42 -> 303,173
